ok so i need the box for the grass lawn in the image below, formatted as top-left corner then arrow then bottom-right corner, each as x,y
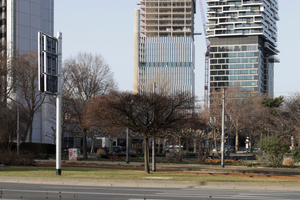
1,166 -> 300,184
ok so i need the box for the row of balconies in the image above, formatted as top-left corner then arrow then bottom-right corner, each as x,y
209,27 -> 276,43
141,16 -> 192,20
141,27 -> 191,32
141,32 -> 192,37
141,2 -> 193,8
141,9 -> 193,14
208,23 -> 262,30
141,11 -> 193,15
207,1 -> 241,7
142,22 -> 192,26
208,28 -> 263,37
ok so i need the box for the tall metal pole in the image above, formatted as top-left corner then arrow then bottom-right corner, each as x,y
221,88 -> 225,168
152,82 -> 156,172
126,127 -> 129,164
17,105 -> 20,154
56,32 -> 62,176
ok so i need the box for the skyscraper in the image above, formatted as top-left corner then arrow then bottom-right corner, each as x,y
207,0 -> 279,95
134,0 -> 196,96
1,0 -> 54,143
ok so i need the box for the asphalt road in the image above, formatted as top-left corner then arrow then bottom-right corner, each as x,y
0,182 -> 299,200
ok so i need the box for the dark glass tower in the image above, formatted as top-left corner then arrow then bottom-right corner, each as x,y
207,0 -> 279,96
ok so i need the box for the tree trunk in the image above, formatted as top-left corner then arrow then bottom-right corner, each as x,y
109,138 -> 113,154
157,138 -> 161,154
186,139 -> 189,152
90,137 -> 95,154
198,137 -> 203,161
162,138 -> 166,153
82,129 -> 87,158
193,139 -> 197,153
178,137 -> 182,161
213,129 -> 220,158
235,131 -> 239,152
28,122 -> 33,143
73,135 -> 76,148
143,134 -> 150,173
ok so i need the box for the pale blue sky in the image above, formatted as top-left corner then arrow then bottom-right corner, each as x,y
54,0 -> 299,99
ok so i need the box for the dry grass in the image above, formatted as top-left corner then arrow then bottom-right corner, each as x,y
1,166 -> 300,184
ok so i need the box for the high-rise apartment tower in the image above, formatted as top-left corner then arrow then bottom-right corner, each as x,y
207,0 -> 279,95
134,0 -> 196,96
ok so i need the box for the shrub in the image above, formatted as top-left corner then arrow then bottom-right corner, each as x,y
20,143 -> 56,155
257,135 -> 289,166
291,146 -> 300,163
0,150 -> 34,166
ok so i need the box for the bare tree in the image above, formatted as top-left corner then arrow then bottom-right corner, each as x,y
139,70 -> 174,94
63,52 -> 116,158
225,87 -> 260,151
85,91 -> 195,173
10,51 -> 46,142
205,86 -> 264,152
281,94 -> 300,140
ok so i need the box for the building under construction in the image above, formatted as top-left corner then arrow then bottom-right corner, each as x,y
134,0 -> 196,96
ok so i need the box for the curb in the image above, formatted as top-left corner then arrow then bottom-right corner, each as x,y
0,176 -> 300,191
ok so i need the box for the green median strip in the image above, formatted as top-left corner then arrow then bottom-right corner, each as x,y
0,166 -> 300,184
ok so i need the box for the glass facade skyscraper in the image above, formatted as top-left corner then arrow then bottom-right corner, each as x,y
1,0 -> 54,143
207,0 -> 279,95
134,0 -> 196,96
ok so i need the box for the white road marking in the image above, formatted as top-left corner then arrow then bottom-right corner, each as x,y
41,186 -> 172,192
144,177 -> 173,179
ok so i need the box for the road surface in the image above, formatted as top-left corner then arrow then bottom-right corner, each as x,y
0,182 -> 299,200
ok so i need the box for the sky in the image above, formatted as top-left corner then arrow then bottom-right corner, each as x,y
54,0 -> 300,100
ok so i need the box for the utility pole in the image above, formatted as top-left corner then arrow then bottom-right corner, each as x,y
56,32 -> 62,176
221,88 -> 225,168
17,106 -> 20,154
152,82 -> 156,172
126,127 -> 129,164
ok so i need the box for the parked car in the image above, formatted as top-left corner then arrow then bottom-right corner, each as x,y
113,146 -> 122,153
166,145 -> 183,153
225,146 -> 236,153
243,149 -> 250,153
212,146 -> 220,152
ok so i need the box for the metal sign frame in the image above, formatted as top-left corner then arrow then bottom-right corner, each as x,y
38,31 -> 63,176
38,32 -> 59,94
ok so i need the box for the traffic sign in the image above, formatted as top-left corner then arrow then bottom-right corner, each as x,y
38,32 -> 58,94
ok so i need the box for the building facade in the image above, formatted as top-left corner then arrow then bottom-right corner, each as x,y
134,0 -> 196,96
1,0 -> 54,143
207,0 -> 279,95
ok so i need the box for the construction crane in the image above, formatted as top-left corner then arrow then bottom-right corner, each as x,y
198,0 -> 210,107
